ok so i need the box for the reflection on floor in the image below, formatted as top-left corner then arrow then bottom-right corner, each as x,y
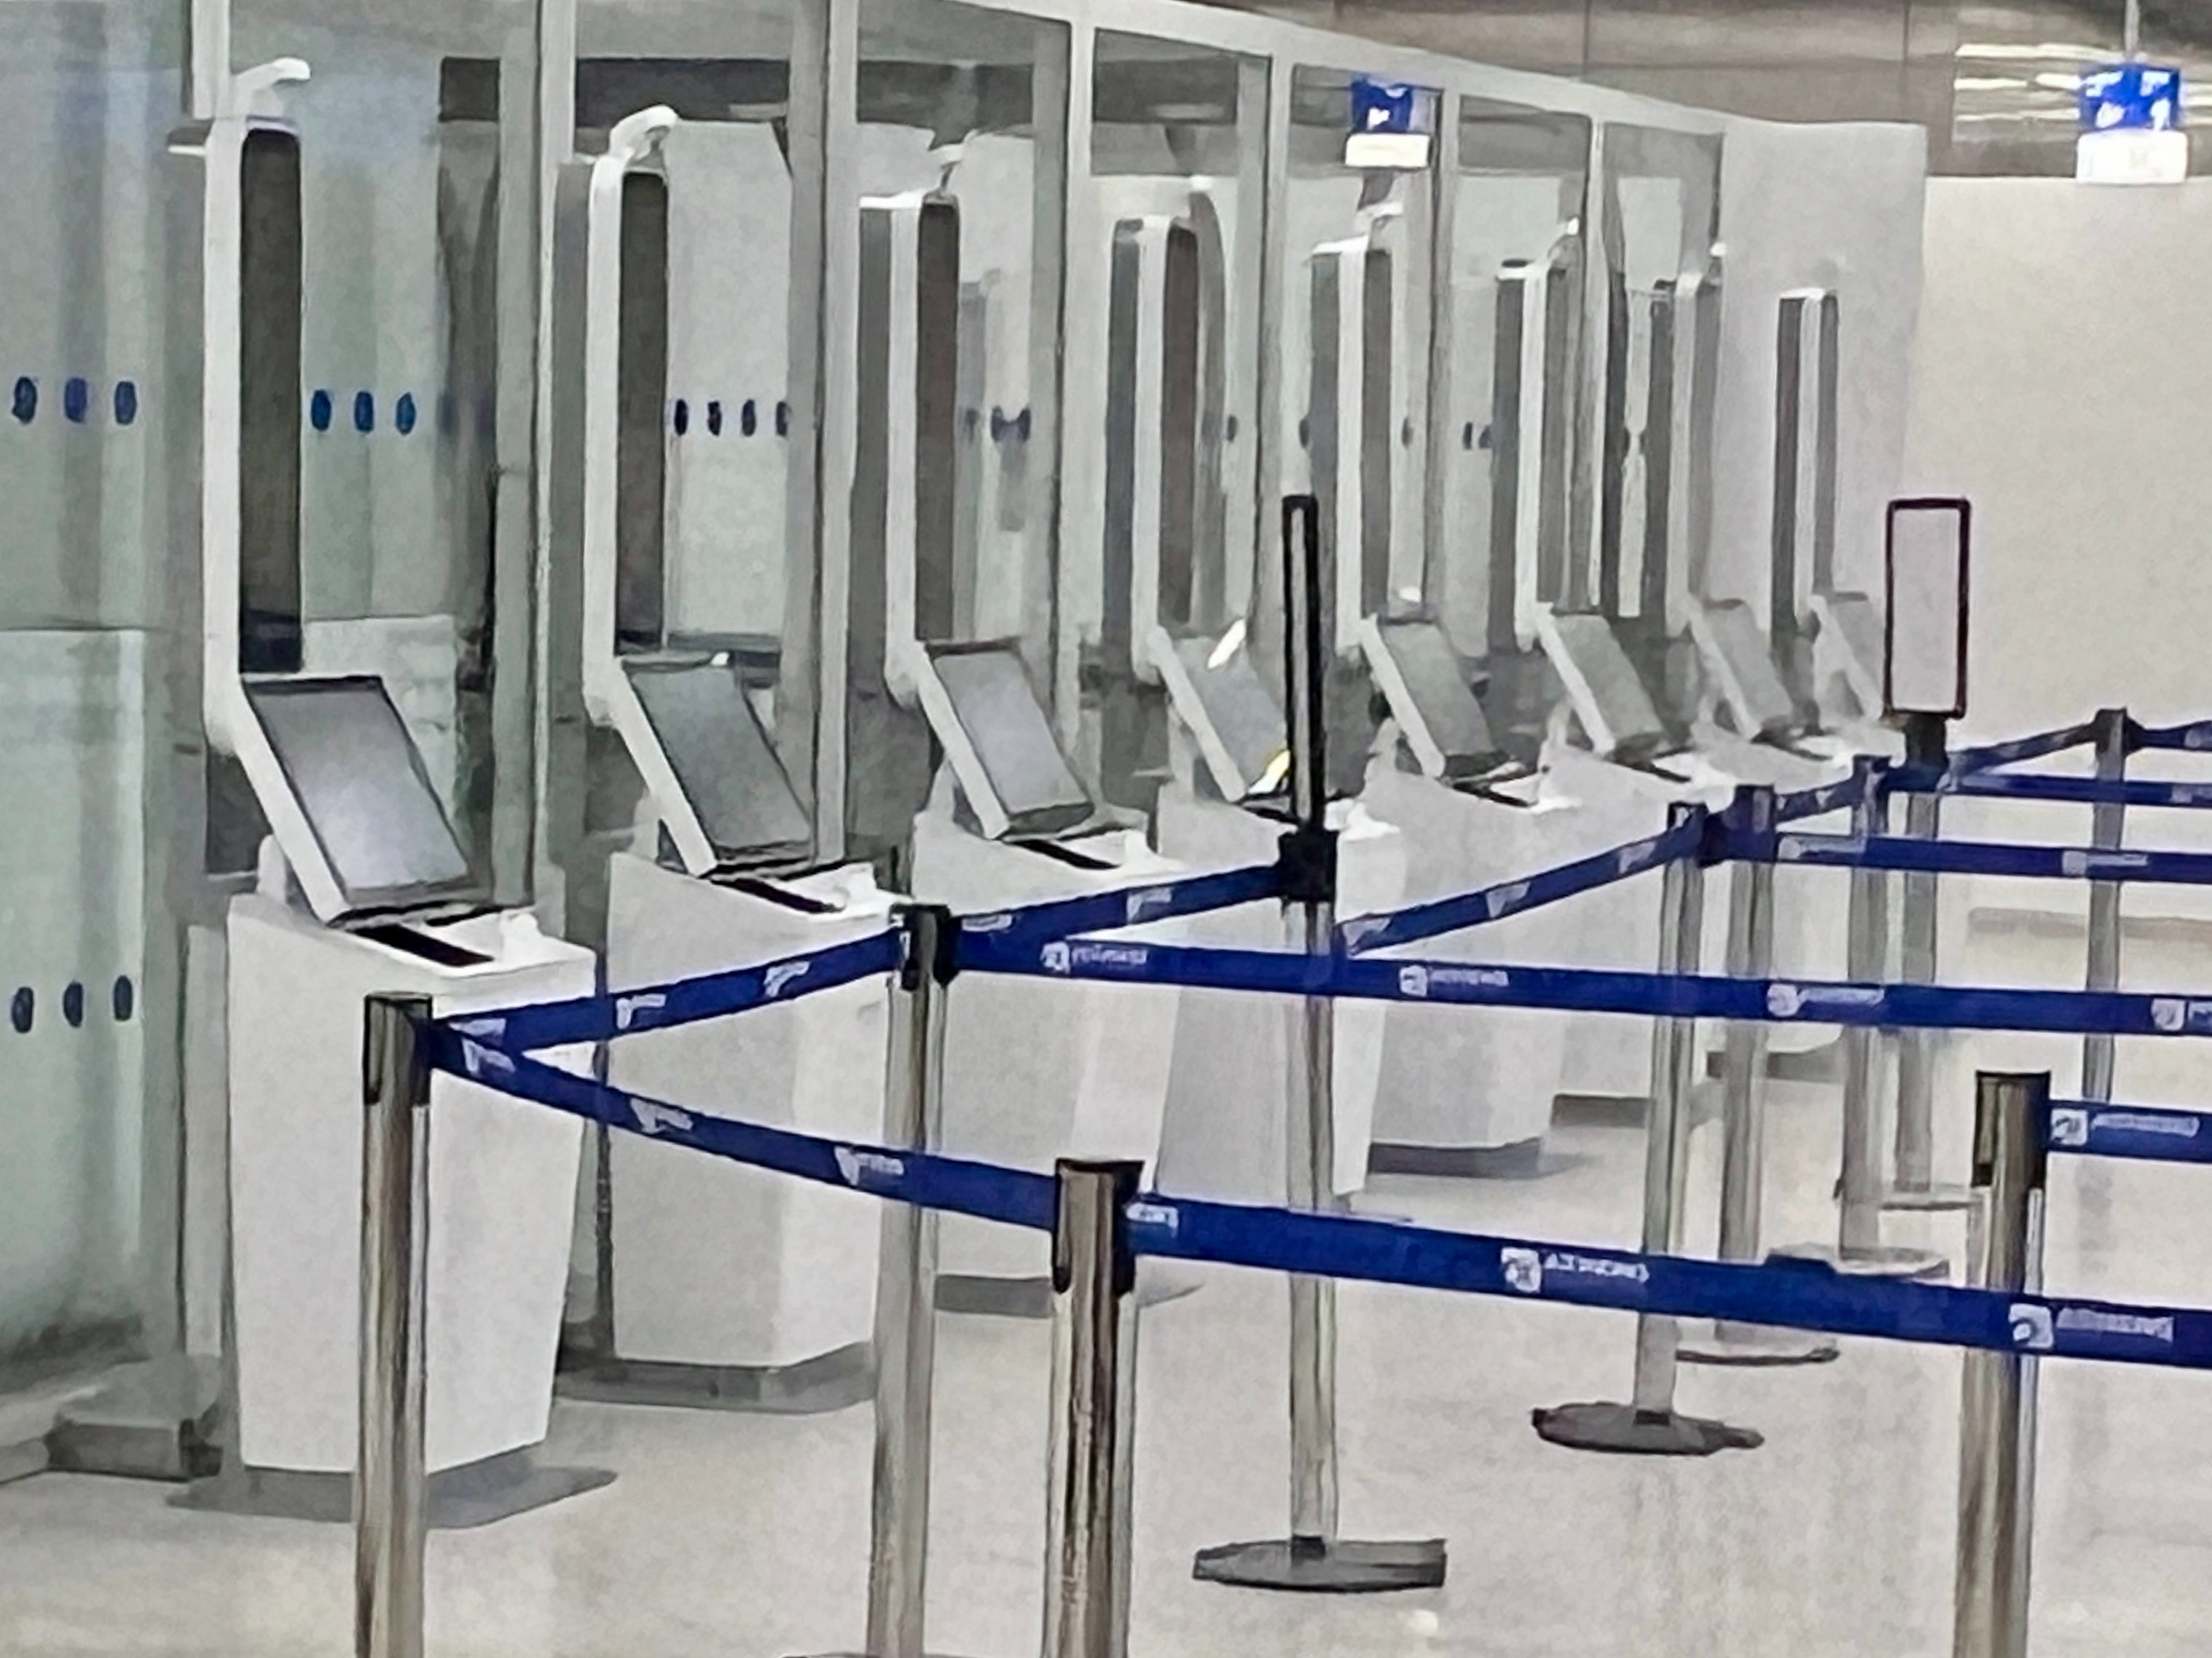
3,1072 -> 2210,1657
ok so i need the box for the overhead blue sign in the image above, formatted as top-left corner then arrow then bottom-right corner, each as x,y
2080,62 -> 2184,133
1349,77 -> 1417,136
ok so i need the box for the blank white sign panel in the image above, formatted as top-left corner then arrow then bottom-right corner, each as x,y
1885,499 -> 1969,718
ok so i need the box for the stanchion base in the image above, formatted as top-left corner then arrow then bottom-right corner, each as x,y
1530,1402 -> 1762,1455
1676,1321 -> 1840,1367
1881,1183 -> 1976,1214
1769,1241 -> 1950,1281
1192,1536 -> 1447,1592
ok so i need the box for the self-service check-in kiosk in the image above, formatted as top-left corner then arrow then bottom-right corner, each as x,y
548,109 -> 892,1406
853,181 -> 1182,1311
175,72 -> 599,1517
1354,220 -> 1604,1171
1084,176 -> 1405,1206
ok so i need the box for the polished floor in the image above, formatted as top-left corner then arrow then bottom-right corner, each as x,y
4,1026 -> 2210,1658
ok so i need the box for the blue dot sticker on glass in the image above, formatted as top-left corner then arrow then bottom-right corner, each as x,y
63,377 -> 90,424
9,987 -> 31,1034
12,377 -> 36,425
707,399 -> 723,436
741,398 -> 758,436
111,975 -> 135,1023
310,389 -> 333,432
114,380 -> 138,426
775,399 -> 790,437
394,392 -> 417,436
353,390 -> 375,433
62,982 -> 83,1029
672,397 -> 690,436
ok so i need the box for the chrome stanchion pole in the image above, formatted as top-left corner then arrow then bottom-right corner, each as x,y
1534,807 -> 1759,1454
357,993 -> 432,1658
1777,762 -> 1946,1278
1683,787 -> 1836,1366
1041,1160 -> 1143,1658
2079,709 -> 2130,1108
1889,715 -> 1972,1215
850,905 -> 955,1658
1952,1072 -> 2048,1658
1194,495 -> 1444,1589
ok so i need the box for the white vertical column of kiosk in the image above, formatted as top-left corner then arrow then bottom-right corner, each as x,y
854,165 -> 1181,1316
176,66 -> 600,1519
1193,498 -> 1445,1589
1099,109 -> 1405,1207
1360,106 -> 1594,1174
548,108 -> 891,1410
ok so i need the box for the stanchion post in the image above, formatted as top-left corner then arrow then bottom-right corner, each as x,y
1041,1160 -> 1142,1658
357,993 -> 432,1658
1193,496 -> 1445,1588
1534,806 -> 1759,1453
1890,712 -> 1971,1215
1776,761 -> 1947,1278
858,904 -> 955,1658
1952,1072 -> 2049,1658
2080,708 -> 2130,1106
1682,788 -> 1836,1366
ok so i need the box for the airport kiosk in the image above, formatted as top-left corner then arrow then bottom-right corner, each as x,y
549,108 -> 893,1407
176,74 -> 597,1517
853,184 -> 1184,1310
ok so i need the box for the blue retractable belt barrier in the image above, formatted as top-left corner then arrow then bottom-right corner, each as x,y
448,929 -> 904,1053
956,863 -> 1282,951
1126,1193 -> 2212,1370
1746,830 -> 2212,889
1338,814 -> 1705,956
421,1025 -> 1059,1233
956,929 -> 2212,1039
2047,1100 -> 2212,1165
1909,770 -> 2212,810
1948,721 -> 2101,774
2136,718 -> 2212,754
1773,773 -> 1867,825
415,1020 -> 2212,1375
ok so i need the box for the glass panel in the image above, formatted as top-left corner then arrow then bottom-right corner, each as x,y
1282,64 -> 1441,633
1078,30 -> 1266,809
0,1 -> 179,1380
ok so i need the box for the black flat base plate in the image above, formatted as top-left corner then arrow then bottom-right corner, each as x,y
1770,1241 -> 1950,1281
1883,1183 -> 1976,1214
1531,1403 -> 1762,1455
1193,1536 -> 1447,1592
174,1448 -> 613,1528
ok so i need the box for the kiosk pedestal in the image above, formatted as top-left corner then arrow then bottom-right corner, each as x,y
1152,786 -> 1404,1203
219,887 -> 602,1523
572,854 -> 893,1408
911,805 -> 1183,1312
1357,764 -> 1584,1171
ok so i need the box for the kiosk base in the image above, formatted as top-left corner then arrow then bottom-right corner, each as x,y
1531,1402 -> 1762,1455
557,1342 -> 872,1413
175,1446 -> 612,1528
1193,1536 -> 1447,1593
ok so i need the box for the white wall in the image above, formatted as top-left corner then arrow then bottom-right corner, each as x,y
1907,177 -> 2212,737
1711,119 -> 1926,613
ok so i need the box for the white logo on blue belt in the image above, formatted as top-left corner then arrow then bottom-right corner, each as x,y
615,991 -> 666,1031
459,1038 -> 514,1080
1501,1247 -> 1542,1293
631,1096 -> 693,1136
764,961 -> 810,999
1398,964 -> 1429,998
1125,887 -> 1174,924
835,1146 -> 905,1187
1484,881 -> 1531,919
2009,1304 -> 2054,1351
2048,1107 -> 2089,1148
1128,1201 -> 1180,1234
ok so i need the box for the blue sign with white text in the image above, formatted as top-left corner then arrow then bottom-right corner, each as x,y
2080,62 -> 2184,132
1349,76 -> 1417,135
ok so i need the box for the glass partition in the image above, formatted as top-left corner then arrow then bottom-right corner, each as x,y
1075,30 -> 1265,807
1441,101 -> 1591,671
1591,122 -> 1723,715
